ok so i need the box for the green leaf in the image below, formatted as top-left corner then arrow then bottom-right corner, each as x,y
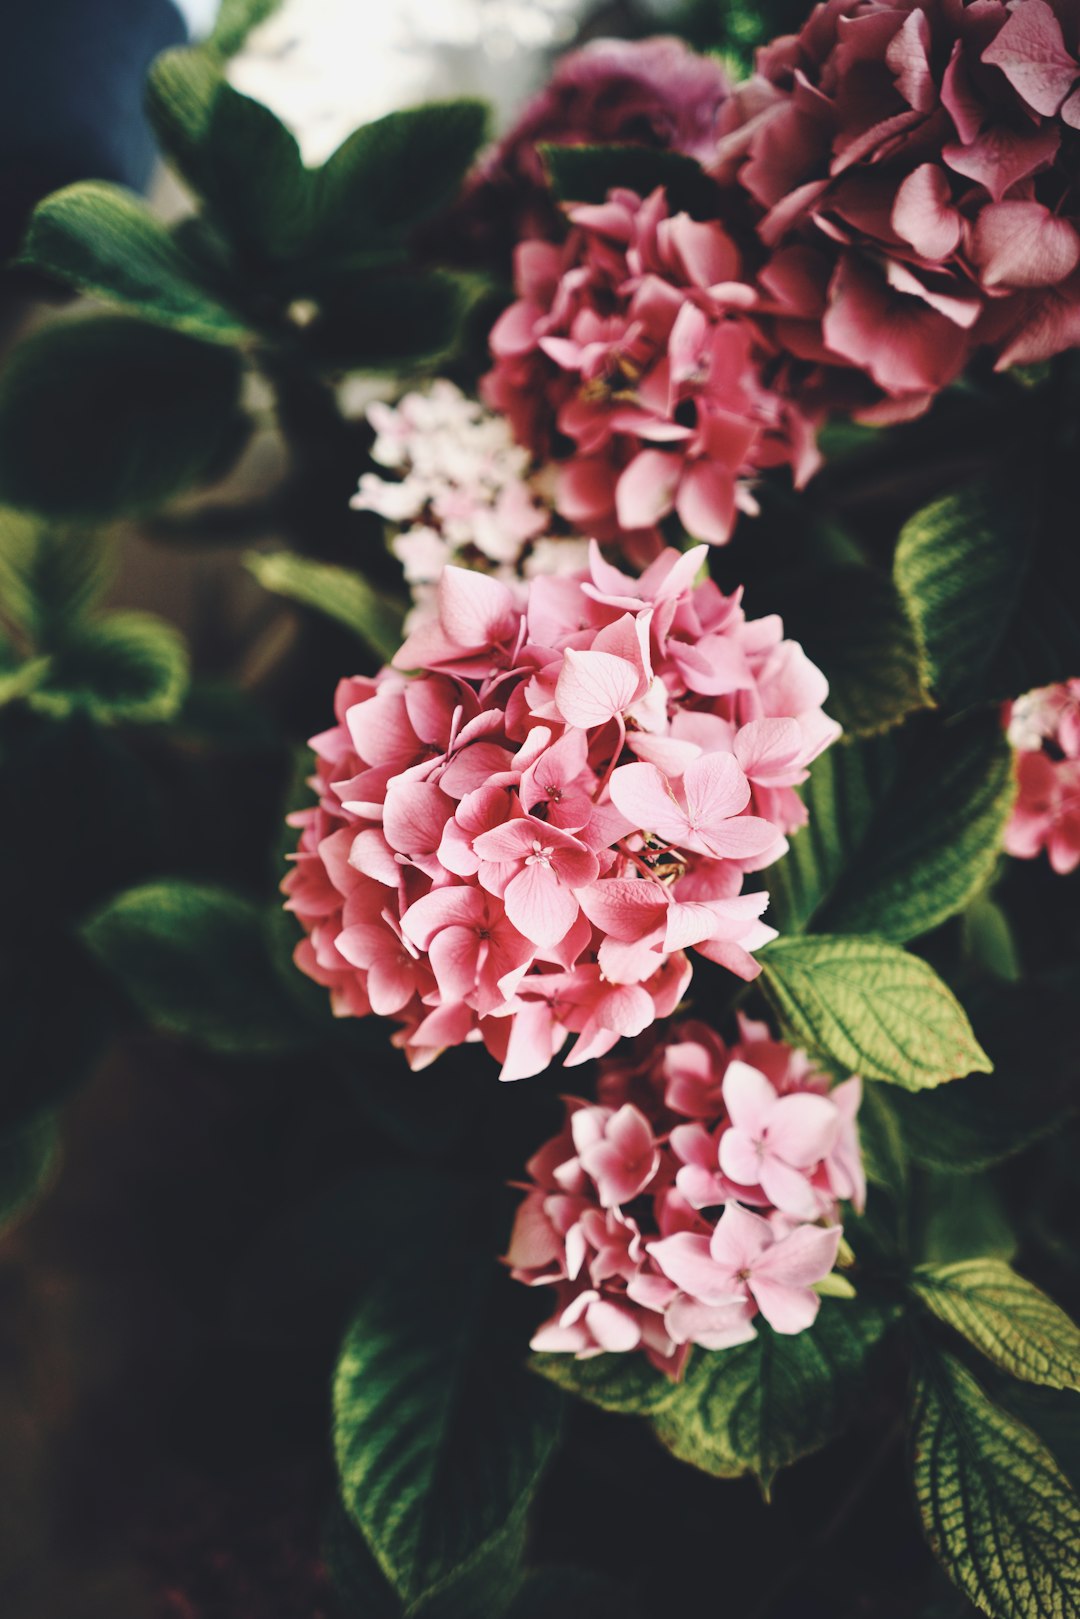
147,50 -> 310,264
207,0 -> 281,56
765,563 -> 932,739
913,1260 -> 1080,1393
652,1298 -> 897,1490
910,1351 -> 1080,1619
302,269 -> 485,369
80,880 -> 315,1055
0,317 -> 248,521
758,935 -> 992,1090
883,975 -> 1076,1172
894,481 -> 1080,707
332,1188 -> 562,1614
246,551 -> 404,662
917,1172 -> 1017,1266
961,892 -> 1022,982
530,1349 -> 681,1416
765,712 -> 1015,942
0,513 -> 113,643
541,144 -> 721,218
20,182 -> 253,344
0,650 -> 51,707
507,1567 -> 642,1619
0,1111 -> 59,1234
313,101 -> 490,251
27,611 -> 190,725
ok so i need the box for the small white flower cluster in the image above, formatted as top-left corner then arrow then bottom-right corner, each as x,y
351,380 -> 588,624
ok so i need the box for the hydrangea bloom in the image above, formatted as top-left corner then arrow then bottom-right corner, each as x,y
713,0 -> 1080,419
350,379 -> 588,625
1004,679 -> 1080,873
506,1016 -> 863,1372
283,544 -> 839,1080
444,37 -> 732,261
483,186 -> 821,555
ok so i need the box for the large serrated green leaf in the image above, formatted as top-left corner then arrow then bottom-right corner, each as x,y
766,713 -> 1015,941
27,612 -> 190,725
913,1261 -> 1080,1393
894,482 -> 1080,707
246,551 -> 404,662
759,935 -> 991,1090
910,1351 -> 1080,1619
19,183 -> 253,344
332,1199 -> 562,1614
80,880 -> 314,1055
0,316 -> 248,522
652,1298 -> 897,1490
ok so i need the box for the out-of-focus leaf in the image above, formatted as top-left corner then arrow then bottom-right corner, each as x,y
917,1173 -> 1017,1266
0,514 -> 113,642
246,551 -> 404,662
27,611 -> 190,725
19,182 -> 253,343
0,1110 -> 59,1235
80,880 -> 315,1055
542,144 -> 721,217
0,317 -> 248,520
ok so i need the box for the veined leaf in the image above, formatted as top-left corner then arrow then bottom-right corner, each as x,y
207,0 -> 281,57
894,481 -> 1080,707
19,182 -> 253,344
80,880 -> 314,1055
246,551 -> 404,662
333,1194 -> 562,1614
531,1348 -> 681,1416
913,1260 -> 1080,1392
766,712 -> 1015,941
758,935 -> 991,1090
910,1351 -> 1080,1619
27,612 -> 190,725
652,1298 -> 897,1491
764,563 -> 932,739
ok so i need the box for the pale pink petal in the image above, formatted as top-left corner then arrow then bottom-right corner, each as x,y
504,862 -> 582,947
555,648 -> 643,728
648,1233 -> 739,1305
766,1091 -> 840,1168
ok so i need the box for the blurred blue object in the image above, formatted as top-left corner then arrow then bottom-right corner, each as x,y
0,0 -> 213,259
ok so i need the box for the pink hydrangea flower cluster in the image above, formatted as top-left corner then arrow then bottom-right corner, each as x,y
449,36 -> 732,260
482,186 -> 821,555
283,545 -> 839,1081
350,380 -> 588,627
506,1016 -> 864,1373
1004,679 -> 1080,873
713,0 -> 1080,419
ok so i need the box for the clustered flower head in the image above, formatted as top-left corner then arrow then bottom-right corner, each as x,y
283,545 -> 839,1081
483,185 -> 821,556
506,1016 -> 864,1373
1004,678 -> 1080,872
351,379 -> 589,626
714,0 -> 1080,419
444,36 -> 732,262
